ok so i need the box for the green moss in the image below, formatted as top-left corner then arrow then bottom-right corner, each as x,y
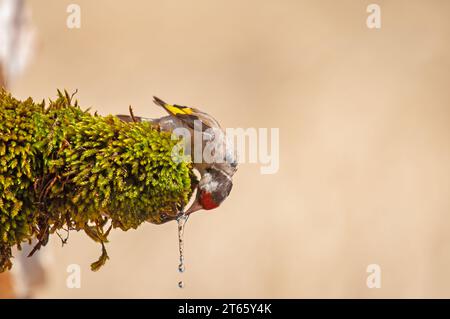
0,89 -> 194,272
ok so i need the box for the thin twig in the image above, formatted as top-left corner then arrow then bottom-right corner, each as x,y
129,105 -> 138,122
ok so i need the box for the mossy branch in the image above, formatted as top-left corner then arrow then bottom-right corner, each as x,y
0,89 -> 195,272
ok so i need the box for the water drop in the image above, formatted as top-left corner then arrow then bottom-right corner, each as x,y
178,263 -> 185,273
178,281 -> 184,288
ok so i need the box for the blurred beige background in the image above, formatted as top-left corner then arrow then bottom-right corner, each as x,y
8,0 -> 450,298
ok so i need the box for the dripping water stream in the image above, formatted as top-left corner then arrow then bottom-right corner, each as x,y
177,212 -> 189,288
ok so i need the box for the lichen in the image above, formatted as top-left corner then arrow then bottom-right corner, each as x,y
0,89 -> 194,272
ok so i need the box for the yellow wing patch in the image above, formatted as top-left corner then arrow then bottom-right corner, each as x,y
165,104 -> 193,115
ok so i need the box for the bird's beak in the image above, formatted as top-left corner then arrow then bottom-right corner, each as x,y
184,198 -> 203,215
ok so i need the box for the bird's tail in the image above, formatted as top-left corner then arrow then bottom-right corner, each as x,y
152,96 -> 168,108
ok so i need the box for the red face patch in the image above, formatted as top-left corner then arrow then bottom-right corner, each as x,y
200,191 -> 219,210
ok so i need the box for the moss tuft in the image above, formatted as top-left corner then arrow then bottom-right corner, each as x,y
0,89 -> 194,272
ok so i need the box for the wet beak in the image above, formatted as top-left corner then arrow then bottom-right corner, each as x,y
184,198 -> 203,215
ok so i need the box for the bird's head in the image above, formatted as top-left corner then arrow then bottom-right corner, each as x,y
185,168 -> 233,215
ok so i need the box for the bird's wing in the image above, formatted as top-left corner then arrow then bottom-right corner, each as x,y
152,96 -> 212,131
153,96 -> 193,116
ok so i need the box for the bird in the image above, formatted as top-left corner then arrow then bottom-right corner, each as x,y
117,97 -> 238,216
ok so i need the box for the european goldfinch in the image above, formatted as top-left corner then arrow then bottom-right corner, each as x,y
117,97 -> 237,215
